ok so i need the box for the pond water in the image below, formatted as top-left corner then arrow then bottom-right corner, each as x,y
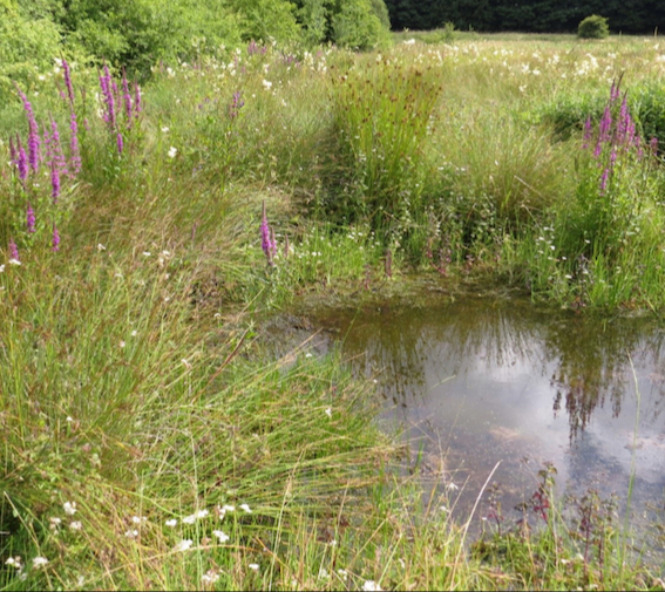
309,293 -> 665,553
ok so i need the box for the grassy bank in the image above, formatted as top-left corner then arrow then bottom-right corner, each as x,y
1,35 -> 665,590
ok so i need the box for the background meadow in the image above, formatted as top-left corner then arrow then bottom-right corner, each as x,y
2,2 -> 665,588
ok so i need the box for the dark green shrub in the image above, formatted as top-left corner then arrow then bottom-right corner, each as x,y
578,15 -> 609,39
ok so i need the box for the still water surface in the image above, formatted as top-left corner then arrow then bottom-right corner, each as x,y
312,295 -> 665,550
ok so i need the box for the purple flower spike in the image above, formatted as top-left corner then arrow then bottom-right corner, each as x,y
26,203 -> 36,233
9,238 -> 19,262
63,58 -> 75,106
260,201 -> 273,265
69,111 -> 81,175
51,163 -> 61,203
122,70 -> 132,127
17,139 -> 28,182
117,132 -> 124,154
52,224 -> 60,252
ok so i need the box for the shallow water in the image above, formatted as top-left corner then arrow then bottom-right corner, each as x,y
311,295 -> 665,553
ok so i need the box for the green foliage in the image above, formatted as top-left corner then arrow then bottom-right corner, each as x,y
228,0 -> 302,44
0,2 -> 63,102
578,14 -> 610,39
332,0 -> 389,49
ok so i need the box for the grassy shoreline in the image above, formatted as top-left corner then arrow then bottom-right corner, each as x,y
2,34 -> 665,589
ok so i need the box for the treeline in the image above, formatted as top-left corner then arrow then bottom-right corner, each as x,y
384,0 -> 665,34
1,0 -> 390,98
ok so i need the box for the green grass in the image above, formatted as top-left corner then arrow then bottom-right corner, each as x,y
1,34 -> 664,590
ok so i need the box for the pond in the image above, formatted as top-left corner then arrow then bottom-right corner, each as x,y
306,292 -> 665,553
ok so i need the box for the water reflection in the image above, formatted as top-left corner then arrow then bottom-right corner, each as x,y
314,296 -> 665,535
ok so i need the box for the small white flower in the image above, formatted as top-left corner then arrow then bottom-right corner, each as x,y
201,571 -> 220,585
32,557 -> 49,569
325,407 -> 332,418
446,482 -> 459,492
167,146 -> 178,159
119,340 -> 126,349
165,518 -> 178,527
212,529 -> 230,543
97,243 -> 106,251
239,503 -> 252,513
0,265 -> 5,273
69,520 -> 82,531
362,580 -> 382,592
125,529 -> 139,538
337,569 -> 348,577
63,501 -> 77,516
131,516 -> 147,525
8,258 -> 21,266
221,504 -> 236,513
262,79 -> 272,90
248,563 -> 259,572
161,126 -> 170,133
5,557 -> 22,568
130,330 -> 138,337
142,251 -> 151,257
49,517 -> 62,530
318,567 -> 330,580
173,539 -> 194,552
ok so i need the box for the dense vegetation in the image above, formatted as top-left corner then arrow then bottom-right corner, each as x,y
2,5 -> 665,590
384,0 -> 665,34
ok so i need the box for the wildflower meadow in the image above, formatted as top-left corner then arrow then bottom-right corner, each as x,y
2,29 -> 665,591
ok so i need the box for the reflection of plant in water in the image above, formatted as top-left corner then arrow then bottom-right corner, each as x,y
546,316 -> 665,442
334,297 -> 665,442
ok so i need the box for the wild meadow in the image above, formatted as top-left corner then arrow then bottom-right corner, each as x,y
2,32 -> 665,590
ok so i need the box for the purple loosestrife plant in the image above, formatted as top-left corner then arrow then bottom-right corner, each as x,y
69,111 -> 82,176
26,203 -> 36,233
51,162 -> 61,204
50,118 -> 68,177
9,238 -> 19,262
52,224 -> 60,252
229,91 -> 245,119
62,58 -> 75,106
116,132 -> 124,155
122,70 -> 133,128
260,201 -> 274,265
17,138 -> 28,183
100,65 -> 116,129
18,88 -> 41,173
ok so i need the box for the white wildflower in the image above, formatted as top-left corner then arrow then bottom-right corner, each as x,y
239,503 -> 252,513
325,407 -> 332,418
32,557 -> 49,569
8,258 -> 21,266
173,539 -> 194,552
167,146 -> 177,159
363,580 -> 382,591
248,563 -> 259,572
63,501 -> 77,516
262,79 -> 272,90
165,518 -> 178,527
125,529 -> 139,538
201,570 -> 220,585
69,521 -> 82,531
212,529 -> 230,543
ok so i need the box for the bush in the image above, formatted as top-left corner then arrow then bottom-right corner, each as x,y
332,0 -> 389,50
578,15 -> 609,39
0,2 -> 63,102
